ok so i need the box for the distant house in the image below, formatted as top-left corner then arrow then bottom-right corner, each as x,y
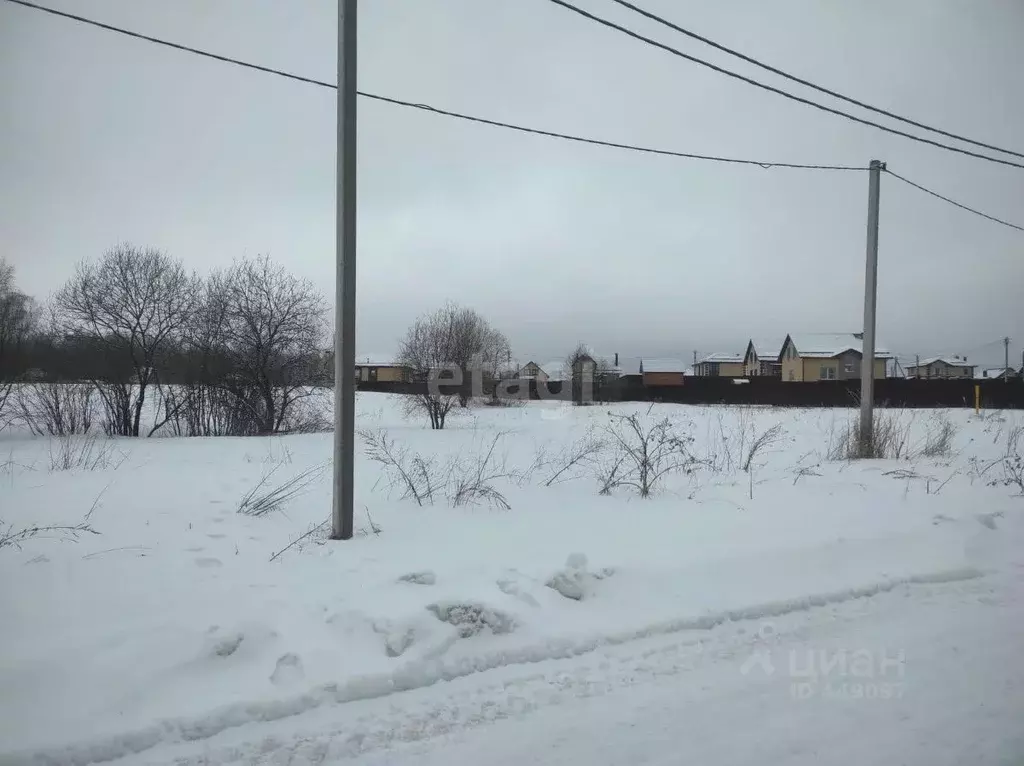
694,352 -> 746,377
568,353 -> 622,382
640,358 -> 687,387
516,361 -> 549,383
743,339 -> 785,377
978,367 -> 1021,381
354,357 -> 411,384
780,333 -> 891,381
907,356 -> 975,379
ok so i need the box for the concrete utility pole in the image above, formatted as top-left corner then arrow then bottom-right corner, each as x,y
332,0 -> 357,541
859,159 -> 884,458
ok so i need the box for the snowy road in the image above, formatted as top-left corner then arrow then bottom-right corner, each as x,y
126,567 -> 1024,766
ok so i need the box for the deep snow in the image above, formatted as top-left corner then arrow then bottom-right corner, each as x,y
0,394 -> 1021,765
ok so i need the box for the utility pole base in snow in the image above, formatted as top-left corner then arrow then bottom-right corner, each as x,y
332,0 -> 358,540
859,159 -> 884,459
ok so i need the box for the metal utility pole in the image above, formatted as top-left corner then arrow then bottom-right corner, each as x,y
859,159 -> 884,458
332,0 -> 357,541
1004,336 -> 1011,382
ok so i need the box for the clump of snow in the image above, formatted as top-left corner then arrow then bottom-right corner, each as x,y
371,618 -> 416,657
209,632 -> 244,658
269,652 -> 304,686
398,570 -> 437,585
427,602 -> 517,637
496,577 -> 540,607
546,552 -> 613,600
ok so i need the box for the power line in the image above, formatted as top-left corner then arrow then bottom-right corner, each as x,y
884,169 -> 1024,232
546,0 -> 1024,171
609,0 -> 1024,161
8,0 -> 1022,234
363,93 -> 863,170
1,0 -> 864,171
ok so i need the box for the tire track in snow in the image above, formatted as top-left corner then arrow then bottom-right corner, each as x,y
4,567 -> 984,766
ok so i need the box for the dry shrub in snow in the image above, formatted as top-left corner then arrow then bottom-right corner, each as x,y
701,408 -> 787,474
401,388 -> 459,431
742,423 -> 786,472
598,412 -> 696,497
0,518 -> 99,551
48,434 -> 126,472
542,428 -> 605,486
994,425 -> 1024,496
1,489 -> 103,550
361,428 -> 515,510
19,383 -> 95,436
920,414 -> 957,458
360,428 -> 443,507
449,433 -> 516,510
278,392 -> 332,434
827,410 -> 913,461
237,462 -> 327,517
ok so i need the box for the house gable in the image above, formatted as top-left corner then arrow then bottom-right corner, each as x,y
743,340 -> 757,367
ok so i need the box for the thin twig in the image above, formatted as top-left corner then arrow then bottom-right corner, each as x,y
269,518 -> 329,562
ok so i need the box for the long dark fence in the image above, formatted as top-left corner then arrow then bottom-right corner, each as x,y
626,377 -> 1024,409
356,376 -> 1024,409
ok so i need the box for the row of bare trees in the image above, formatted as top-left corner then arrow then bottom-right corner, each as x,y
0,259 -> 39,421
1,246 -> 328,437
2,249 -> 617,437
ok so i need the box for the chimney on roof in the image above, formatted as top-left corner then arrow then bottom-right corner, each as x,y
614,352 -> 619,367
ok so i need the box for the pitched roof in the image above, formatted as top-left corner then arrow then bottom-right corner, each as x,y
786,333 -> 893,359
978,367 -> 1016,379
540,361 -> 566,381
747,338 -> 786,362
355,354 -> 404,367
913,356 -> 975,368
641,358 -> 688,373
700,352 -> 745,364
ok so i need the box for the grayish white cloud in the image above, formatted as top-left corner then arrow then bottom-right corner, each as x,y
2,0 -> 1022,369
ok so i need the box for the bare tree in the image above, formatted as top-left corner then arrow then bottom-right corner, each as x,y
53,244 -> 197,436
397,303 -> 510,427
211,254 -> 327,435
0,259 -> 38,426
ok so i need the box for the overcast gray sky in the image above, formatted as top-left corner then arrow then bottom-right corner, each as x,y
2,0 -> 1022,370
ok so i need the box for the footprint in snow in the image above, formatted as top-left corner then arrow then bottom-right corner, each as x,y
976,513 -> 1001,530
207,533 -> 227,539
270,653 -> 304,686
195,557 -> 223,568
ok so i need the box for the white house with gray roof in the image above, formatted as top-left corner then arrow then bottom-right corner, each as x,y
906,356 -> 975,379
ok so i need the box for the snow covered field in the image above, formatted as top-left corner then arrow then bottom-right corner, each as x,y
1,394 -> 1022,765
